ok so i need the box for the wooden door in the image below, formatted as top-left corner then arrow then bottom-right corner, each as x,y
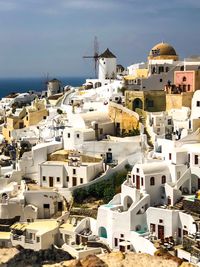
136,175 -> 140,189
72,177 -> 77,186
49,177 -> 53,187
158,225 -> 164,239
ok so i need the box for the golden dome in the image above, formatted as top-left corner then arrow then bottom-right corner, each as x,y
148,42 -> 178,61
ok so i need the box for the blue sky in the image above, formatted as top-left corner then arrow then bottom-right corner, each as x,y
0,0 -> 200,77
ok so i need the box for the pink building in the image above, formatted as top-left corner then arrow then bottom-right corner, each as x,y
174,70 -> 200,93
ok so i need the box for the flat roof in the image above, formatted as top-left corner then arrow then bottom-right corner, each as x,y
26,220 -> 59,234
59,223 -> 75,231
11,220 -> 59,235
0,232 -> 10,240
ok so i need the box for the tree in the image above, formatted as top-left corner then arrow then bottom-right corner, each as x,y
57,108 -> 63,114
103,186 -> 115,203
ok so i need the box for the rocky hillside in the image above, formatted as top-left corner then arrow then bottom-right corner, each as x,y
43,252 -> 195,267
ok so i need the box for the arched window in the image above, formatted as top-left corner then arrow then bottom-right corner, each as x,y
161,175 -> 166,184
182,76 -> 187,82
150,177 -> 155,186
166,66 -> 169,72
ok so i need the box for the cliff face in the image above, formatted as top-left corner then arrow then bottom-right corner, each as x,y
43,252 -> 195,267
0,249 -> 195,267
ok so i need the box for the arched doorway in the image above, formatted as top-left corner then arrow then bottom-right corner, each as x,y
123,196 -> 133,211
99,227 -> 107,238
132,98 -> 143,111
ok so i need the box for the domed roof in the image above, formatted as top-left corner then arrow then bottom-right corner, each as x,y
148,42 -> 178,60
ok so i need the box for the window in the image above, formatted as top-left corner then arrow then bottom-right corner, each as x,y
169,153 -> 172,160
150,177 -> 155,186
158,66 -> 164,73
26,116 -> 28,121
188,85 -> 190,91
73,169 -> 76,175
43,176 -> 46,182
166,67 -> 169,72
150,223 -> 155,232
76,134 -> 80,138
195,155 -> 199,165
133,175 -> 135,183
37,237 -> 40,243
120,234 -> 124,238
100,128 -> 103,134
43,116 -> 46,120
136,168 -> 139,173
66,176 -> 69,182
159,219 -> 163,223
168,119 -> 172,125
57,177 -> 60,182
160,78 -> 163,82
161,175 -> 166,184
141,177 -> 144,186
178,228 -> 182,238
182,76 -> 187,82
148,100 -> 154,107
80,178 -> 83,184
197,101 -> 200,107
68,133 -> 70,138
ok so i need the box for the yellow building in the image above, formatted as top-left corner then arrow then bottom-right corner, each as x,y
125,90 -> 166,113
109,102 -> 139,135
3,99 -> 49,142
166,92 -> 194,111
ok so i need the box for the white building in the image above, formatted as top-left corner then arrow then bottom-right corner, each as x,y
0,181 -> 66,222
11,220 -> 59,251
98,48 -> 117,81
18,140 -> 62,181
146,112 -> 173,142
39,152 -> 103,188
146,207 -> 195,241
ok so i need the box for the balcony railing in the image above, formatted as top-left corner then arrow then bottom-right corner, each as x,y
25,238 -> 34,244
12,234 -> 22,241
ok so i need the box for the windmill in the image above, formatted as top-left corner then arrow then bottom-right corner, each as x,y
83,36 -> 99,78
42,72 -> 49,91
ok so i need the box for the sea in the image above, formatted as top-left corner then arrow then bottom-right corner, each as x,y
0,77 -> 87,99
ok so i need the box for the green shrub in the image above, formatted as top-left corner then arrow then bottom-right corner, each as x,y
72,169 -> 128,204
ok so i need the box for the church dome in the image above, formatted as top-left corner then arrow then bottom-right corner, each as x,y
148,42 -> 178,61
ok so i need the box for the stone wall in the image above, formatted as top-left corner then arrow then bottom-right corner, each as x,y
183,199 -> 200,214
166,92 -> 193,111
125,90 -> 166,112
108,102 -> 139,134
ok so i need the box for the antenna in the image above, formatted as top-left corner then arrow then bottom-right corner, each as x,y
83,36 -> 99,78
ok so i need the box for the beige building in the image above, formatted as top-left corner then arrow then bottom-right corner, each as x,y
11,220 -> 59,251
125,90 -> 166,114
2,99 -> 48,142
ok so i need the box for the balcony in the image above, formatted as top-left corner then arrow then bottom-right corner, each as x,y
25,238 -> 34,244
12,234 -> 22,241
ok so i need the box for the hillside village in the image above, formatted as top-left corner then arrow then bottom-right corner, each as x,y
1,42 -> 200,265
